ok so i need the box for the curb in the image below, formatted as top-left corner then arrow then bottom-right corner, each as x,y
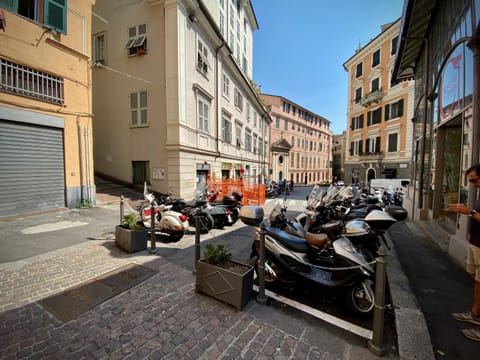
385,231 -> 435,360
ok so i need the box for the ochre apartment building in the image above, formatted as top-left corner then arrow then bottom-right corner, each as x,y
343,19 -> 414,188
0,1 -> 96,217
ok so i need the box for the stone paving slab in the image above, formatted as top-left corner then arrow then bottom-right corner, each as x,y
0,240 -> 153,313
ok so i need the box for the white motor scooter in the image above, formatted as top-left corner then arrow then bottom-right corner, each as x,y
140,183 -> 189,242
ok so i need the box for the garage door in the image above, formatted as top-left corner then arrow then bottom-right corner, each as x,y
0,119 -> 65,217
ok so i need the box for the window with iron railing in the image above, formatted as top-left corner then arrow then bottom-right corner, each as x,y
0,58 -> 64,104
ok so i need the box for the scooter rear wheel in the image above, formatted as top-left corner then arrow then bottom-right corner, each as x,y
195,213 -> 214,233
254,255 -> 296,285
168,231 -> 184,242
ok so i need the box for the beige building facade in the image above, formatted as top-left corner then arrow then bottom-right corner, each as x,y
343,19 -> 414,188
261,94 -> 332,185
92,0 -> 269,198
0,0 -> 96,217
332,131 -> 346,183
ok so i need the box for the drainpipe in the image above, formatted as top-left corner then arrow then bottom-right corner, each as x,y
214,42 -> 228,164
467,27 -> 480,200
77,119 -> 85,202
85,127 -> 93,201
404,37 -> 429,211
467,29 -> 480,166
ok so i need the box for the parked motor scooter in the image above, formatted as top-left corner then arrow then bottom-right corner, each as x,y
207,189 -> 242,226
139,183 -> 189,242
239,206 -> 376,316
166,194 -> 215,234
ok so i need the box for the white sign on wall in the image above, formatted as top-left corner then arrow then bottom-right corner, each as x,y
152,168 -> 165,179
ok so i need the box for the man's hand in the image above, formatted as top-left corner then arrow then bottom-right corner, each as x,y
449,203 -> 470,215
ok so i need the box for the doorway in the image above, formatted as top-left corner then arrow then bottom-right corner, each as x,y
438,120 -> 462,225
367,168 -> 376,184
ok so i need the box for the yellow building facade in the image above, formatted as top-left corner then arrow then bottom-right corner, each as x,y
0,1 -> 96,217
343,19 -> 414,187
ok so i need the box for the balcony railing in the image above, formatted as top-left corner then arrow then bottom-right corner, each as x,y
360,89 -> 383,107
358,151 -> 384,161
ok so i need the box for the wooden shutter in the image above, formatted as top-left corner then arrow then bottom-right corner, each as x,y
44,0 -> 67,34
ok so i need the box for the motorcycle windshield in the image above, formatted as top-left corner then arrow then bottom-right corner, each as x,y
335,186 -> 353,201
269,202 -> 283,223
307,185 -> 323,208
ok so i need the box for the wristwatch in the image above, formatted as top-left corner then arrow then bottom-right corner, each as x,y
469,210 -> 478,217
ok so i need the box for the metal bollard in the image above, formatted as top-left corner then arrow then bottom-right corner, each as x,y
194,210 -> 201,274
256,224 -> 267,304
149,202 -> 157,253
120,195 -> 124,224
368,245 -> 386,356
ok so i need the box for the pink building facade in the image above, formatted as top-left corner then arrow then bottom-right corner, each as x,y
261,94 -> 333,185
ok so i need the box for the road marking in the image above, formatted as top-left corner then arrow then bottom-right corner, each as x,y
253,285 -> 373,340
21,221 -> 88,234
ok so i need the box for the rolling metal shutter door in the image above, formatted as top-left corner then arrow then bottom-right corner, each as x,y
0,120 -> 65,217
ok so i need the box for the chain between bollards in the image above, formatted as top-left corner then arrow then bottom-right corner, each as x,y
368,245 -> 386,356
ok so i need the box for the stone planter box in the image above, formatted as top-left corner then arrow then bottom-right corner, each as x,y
195,259 -> 254,310
115,225 -> 148,253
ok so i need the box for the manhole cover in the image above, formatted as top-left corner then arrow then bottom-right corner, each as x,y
38,263 -> 157,322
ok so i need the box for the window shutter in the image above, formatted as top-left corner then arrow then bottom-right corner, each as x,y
351,117 -> 354,130
385,104 -> 390,121
375,108 -> 382,123
375,136 -> 381,153
350,142 -> 353,156
359,114 -> 364,128
398,99 -> 404,117
0,0 -> 15,11
359,140 -> 363,154
44,0 -> 67,34
365,138 -> 370,153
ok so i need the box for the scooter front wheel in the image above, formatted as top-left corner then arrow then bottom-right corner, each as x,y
346,279 -> 375,316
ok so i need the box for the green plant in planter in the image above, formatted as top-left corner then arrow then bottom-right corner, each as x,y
203,244 -> 232,265
121,213 -> 143,231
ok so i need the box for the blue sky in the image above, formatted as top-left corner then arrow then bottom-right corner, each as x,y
251,0 -> 404,135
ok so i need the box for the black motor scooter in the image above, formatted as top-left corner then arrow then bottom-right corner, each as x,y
162,194 -> 215,233
239,206 -> 376,316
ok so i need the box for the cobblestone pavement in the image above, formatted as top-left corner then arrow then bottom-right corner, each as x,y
0,237 -> 392,359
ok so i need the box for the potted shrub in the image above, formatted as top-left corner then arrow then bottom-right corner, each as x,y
115,213 -> 148,253
195,243 -> 254,310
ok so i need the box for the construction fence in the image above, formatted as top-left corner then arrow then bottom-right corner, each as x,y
210,178 -> 266,206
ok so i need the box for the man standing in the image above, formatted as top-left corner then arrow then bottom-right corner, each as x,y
449,163 -> 480,342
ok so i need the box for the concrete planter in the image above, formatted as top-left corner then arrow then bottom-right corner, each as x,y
115,225 -> 148,253
195,259 -> 254,310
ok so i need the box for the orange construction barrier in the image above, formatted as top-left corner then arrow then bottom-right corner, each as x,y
211,178 -> 265,206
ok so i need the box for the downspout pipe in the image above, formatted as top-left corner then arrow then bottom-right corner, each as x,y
467,29 -> 480,167
467,27 -> 480,201
77,119 -> 85,203
405,36 -> 429,211
215,42 -> 228,162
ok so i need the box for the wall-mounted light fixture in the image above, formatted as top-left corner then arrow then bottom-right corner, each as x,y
188,14 -> 198,23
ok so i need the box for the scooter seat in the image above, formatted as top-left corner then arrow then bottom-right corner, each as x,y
304,232 -> 329,249
265,226 -> 309,253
